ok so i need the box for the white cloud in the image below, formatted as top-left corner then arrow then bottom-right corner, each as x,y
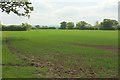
1,0 -> 119,25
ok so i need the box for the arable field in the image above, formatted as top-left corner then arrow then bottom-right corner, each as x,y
2,30 -> 118,78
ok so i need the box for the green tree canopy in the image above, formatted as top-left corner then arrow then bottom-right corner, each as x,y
111,20 -> 119,30
35,25 -> 40,29
76,21 -> 88,29
60,21 -> 67,29
22,23 -> 32,30
67,22 -> 74,29
0,1 -> 34,18
100,19 -> 119,30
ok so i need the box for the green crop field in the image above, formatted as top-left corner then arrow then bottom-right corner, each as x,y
2,30 -> 118,78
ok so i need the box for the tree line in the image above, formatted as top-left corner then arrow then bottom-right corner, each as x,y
60,19 -> 120,30
33,25 -> 56,30
1,19 -> 120,31
34,19 -> 120,30
1,23 -> 32,31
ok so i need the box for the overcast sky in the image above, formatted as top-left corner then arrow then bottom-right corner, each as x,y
0,0 -> 119,26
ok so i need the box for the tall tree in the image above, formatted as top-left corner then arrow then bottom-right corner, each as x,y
0,1 -> 34,18
76,21 -> 88,30
67,22 -> 74,29
60,21 -> 67,29
100,19 -> 118,30
111,20 -> 119,30
35,25 -> 40,29
22,23 -> 32,30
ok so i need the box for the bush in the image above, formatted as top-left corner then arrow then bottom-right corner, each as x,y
48,27 -> 56,29
2,24 -> 32,31
33,26 -> 56,30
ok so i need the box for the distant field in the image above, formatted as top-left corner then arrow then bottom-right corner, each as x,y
2,30 -> 118,78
